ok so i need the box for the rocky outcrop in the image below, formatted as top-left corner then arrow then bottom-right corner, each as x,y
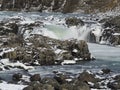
0,0 -> 120,13
30,74 -> 41,82
12,73 -> 22,81
65,17 -> 84,27
0,16 -> 93,66
99,15 -> 120,45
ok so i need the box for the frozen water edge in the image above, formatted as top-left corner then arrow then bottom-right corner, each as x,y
88,43 -> 120,61
0,82 -> 26,90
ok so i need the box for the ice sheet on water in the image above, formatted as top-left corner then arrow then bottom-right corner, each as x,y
0,81 -> 26,90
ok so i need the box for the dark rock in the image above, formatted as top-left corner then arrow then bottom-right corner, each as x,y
42,84 -> 54,90
101,68 -> 111,74
74,80 -> 90,90
30,74 -> 41,82
12,73 -> 22,81
1,0 -> 120,13
23,86 -> 33,90
60,83 -> 74,90
99,15 -> 120,46
78,71 -> 100,83
29,81 -> 43,90
114,75 -> 120,81
107,81 -> 120,89
38,49 -> 56,65
41,77 -> 60,90
54,74 -> 68,84
65,17 -> 84,27
0,80 -> 2,83
0,23 -> 18,35
0,68 -> 3,71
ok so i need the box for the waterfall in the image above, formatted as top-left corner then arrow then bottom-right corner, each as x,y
44,24 -> 93,41
77,25 -> 92,41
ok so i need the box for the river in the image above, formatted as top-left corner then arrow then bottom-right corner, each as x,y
0,11 -> 120,81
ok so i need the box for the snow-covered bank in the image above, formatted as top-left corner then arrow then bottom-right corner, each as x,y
0,82 -> 26,90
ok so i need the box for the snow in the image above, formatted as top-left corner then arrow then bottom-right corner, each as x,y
73,49 -> 78,53
0,82 -> 26,90
113,33 -> 120,36
61,60 -> 76,65
0,59 -> 34,70
0,48 -> 15,56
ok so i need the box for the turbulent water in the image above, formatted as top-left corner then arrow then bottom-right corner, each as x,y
0,11 -> 120,80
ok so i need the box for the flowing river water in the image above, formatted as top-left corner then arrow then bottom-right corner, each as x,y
0,11 -> 120,81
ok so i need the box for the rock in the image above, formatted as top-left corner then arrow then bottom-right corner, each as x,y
1,0 -> 120,13
0,68 -> 2,71
114,75 -> 120,81
30,74 -> 41,82
0,23 -> 18,35
74,80 -> 90,90
65,17 -> 84,27
99,15 -> 120,45
0,80 -> 2,83
31,82 -> 43,90
12,73 -> 22,81
107,81 -> 120,89
78,71 -> 100,83
23,86 -> 33,90
101,68 -> 111,74
54,74 -> 68,84
60,83 -> 74,90
42,84 -> 54,90
41,77 -> 60,90
38,49 -> 56,65
2,49 -> 17,60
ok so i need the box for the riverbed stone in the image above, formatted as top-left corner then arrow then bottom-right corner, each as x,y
30,74 -> 41,82
101,68 -> 111,74
23,86 -> 33,90
41,77 -> 60,90
78,71 -> 100,83
65,17 -> 84,27
12,73 -> 22,81
74,80 -> 90,90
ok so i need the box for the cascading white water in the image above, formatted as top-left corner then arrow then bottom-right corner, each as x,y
44,22 -> 102,42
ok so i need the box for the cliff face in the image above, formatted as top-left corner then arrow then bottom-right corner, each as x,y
0,0 -> 120,13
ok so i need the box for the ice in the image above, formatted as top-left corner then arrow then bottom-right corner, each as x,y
88,43 -> 120,61
0,82 -> 26,90
0,59 -> 34,70
61,60 -> 76,65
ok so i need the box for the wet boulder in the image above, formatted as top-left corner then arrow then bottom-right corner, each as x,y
0,22 -> 18,35
54,74 -> 68,84
78,71 -> 100,83
65,17 -> 84,27
41,77 -> 60,90
107,81 -> 120,90
30,82 -> 43,90
23,86 -> 33,90
99,15 -> 120,45
38,49 -> 56,65
30,74 -> 41,82
42,84 -> 54,90
101,68 -> 111,74
74,80 -> 90,90
60,83 -> 74,90
2,49 -> 17,60
12,73 -> 22,81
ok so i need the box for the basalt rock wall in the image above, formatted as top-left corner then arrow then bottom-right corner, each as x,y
0,0 -> 120,13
